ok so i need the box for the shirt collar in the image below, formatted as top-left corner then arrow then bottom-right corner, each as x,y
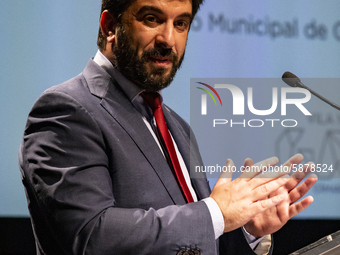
93,50 -> 143,101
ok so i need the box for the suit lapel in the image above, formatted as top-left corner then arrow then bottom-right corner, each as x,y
82,60 -> 186,205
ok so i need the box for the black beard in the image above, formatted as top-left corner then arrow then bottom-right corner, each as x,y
112,24 -> 185,92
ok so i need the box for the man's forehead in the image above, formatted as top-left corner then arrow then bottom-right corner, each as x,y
127,0 -> 193,15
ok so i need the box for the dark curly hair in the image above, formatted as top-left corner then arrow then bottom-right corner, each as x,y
97,0 -> 203,51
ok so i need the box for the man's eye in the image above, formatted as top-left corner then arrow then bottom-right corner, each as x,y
145,15 -> 157,23
175,21 -> 189,31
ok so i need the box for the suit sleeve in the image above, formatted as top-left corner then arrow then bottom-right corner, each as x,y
19,89 -> 217,255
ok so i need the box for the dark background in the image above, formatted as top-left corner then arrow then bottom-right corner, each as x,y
1,218 -> 340,255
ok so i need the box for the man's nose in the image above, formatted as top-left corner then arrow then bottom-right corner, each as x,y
155,22 -> 176,49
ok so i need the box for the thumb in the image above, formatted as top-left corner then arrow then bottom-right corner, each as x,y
215,159 -> 234,186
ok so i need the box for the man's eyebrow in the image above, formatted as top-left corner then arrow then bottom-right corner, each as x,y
136,6 -> 164,16
136,6 -> 193,20
178,12 -> 193,21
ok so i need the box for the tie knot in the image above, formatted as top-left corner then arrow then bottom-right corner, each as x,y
141,92 -> 162,112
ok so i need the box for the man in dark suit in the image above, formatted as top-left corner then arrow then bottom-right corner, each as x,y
19,0 -> 317,254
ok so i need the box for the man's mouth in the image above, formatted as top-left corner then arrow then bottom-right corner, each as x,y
149,56 -> 172,66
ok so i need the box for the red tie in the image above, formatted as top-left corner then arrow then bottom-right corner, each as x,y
141,92 -> 194,203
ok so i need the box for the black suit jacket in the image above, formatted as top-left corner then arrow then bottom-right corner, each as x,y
19,59 -> 268,255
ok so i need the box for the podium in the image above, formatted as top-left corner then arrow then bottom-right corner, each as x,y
290,230 -> 340,255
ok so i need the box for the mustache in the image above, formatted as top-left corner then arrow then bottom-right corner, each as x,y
142,47 -> 178,61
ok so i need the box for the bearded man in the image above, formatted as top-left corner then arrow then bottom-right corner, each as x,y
19,0 -> 317,254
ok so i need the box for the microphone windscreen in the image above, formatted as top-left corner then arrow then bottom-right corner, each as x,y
282,71 -> 301,87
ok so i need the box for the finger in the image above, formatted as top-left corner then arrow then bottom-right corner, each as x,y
281,153 -> 304,168
254,154 -> 306,180
289,196 -> 314,218
285,162 -> 315,192
215,159 -> 234,187
239,158 -> 254,182
291,162 -> 315,178
255,165 -> 291,179
243,158 -> 254,167
240,156 -> 279,179
251,175 -> 290,201
288,174 -> 318,204
251,193 -> 286,215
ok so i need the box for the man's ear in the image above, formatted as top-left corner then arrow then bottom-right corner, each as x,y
100,10 -> 116,43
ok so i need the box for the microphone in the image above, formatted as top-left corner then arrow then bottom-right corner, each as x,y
282,71 -> 340,111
